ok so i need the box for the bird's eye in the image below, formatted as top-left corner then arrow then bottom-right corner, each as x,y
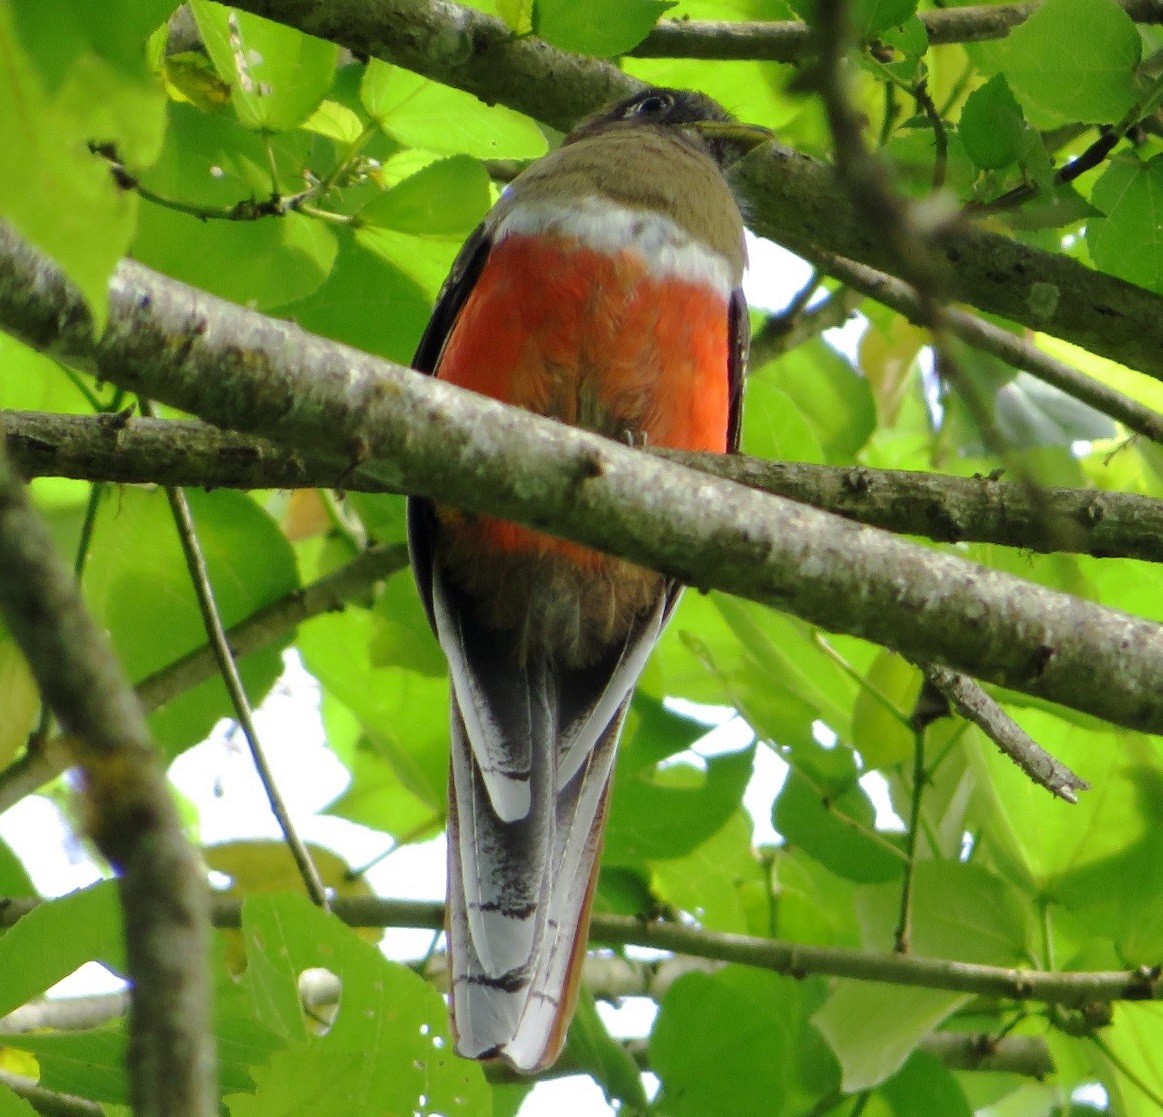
627,92 -> 673,118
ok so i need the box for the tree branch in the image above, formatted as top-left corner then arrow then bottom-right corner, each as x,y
2,894 -> 1159,1005
194,896 -> 1163,1006
795,249 -> 1163,445
0,970 -> 1057,1082
924,664 -> 1090,801
0,443 -> 215,1115
11,410 -> 1163,563
230,0 -> 1163,378
0,1071 -> 104,1117
5,226 -> 1163,734
629,0 -> 1163,61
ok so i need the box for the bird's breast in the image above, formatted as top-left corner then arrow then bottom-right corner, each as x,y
433,198 -> 735,664
440,198 -> 734,455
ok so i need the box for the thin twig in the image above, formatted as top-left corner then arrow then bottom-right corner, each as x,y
0,981 -> 1057,1080
749,287 -> 862,367
0,1071 -> 104,1117
895,687 -> 939,953
814,0 -> 1075,545
98,144 -> 349,226
971,66 -> 1163,216
913,78 -> 948,190
628,0 -> 1163,62
922,664 -> 1089,802
3,894 -> 1161,1006
0,542 -> 409,815
797,248 -> 1163,446
143,400 -> 329,909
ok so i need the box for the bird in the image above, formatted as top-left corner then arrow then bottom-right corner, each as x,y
408,86 -> 768,1073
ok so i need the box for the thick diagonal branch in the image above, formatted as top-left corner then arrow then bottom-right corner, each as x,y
4,226 -> 1163,732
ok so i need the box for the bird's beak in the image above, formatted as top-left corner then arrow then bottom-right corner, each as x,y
687,120 -> 774,167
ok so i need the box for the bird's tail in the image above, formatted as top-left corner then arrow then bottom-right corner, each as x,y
445,691 -> 626,1073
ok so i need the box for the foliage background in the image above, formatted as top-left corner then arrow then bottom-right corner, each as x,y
2,0 -> 1163,1113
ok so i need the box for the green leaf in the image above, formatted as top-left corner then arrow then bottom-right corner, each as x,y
272,233 -> 431,365
225,894 -> 489,1115
814,862 -> 1029,1090
605,744 -> 754,864
817,984 -> 969,1094
878,15 -> 928,62
298,609 -> 450,820
741,378 -> 826,463
1047,736 -> 1163,961
1097,1004 -> 1163,1117
652,967 -> 822,1117
879,1051 -> 973,1117
618,693 -> 711,772
856,861 -> 1031,962
752,339 -> 877,464
958,74 -> 1029,171
368,567 -> 446,676
361,61 -> 548,159
651,810 -> 769,932
969,707 -> 1146,892
624,2 -> 804,134
361,155 -> 491,235
773,769 -> 904,884
0,1 -> 164,328
562,990 -> 649,1110
0,883 -> 124,1019
225,1045 -> 373,1116
0,835 -> 35,899
1087,154 -> 1163,294
534,0 -> 674,57
713,597 -> 860,757
855,0 -> 918,39
788,0 -> 916,37
83,487 -> 299,757
192,2 -> 337,131
849,651 -> 919,770
0,334 -> 96,414
326,735 -> 442,839
356,225 -> 462,299
0,634 -> 38,770
301,99 -> 365,144
989,0 -> 1141,128
498,0 -> 535,32
6,1030 -> 128,1104
133,104 -> 338,309
771,848 -> 861,948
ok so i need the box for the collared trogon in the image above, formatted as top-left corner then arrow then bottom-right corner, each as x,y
408,87 -> 766,1072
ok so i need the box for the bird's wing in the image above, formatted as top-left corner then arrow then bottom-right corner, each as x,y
727,285 -> 748,453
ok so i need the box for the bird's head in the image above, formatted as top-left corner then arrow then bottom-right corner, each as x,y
564,87 -> 773,170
